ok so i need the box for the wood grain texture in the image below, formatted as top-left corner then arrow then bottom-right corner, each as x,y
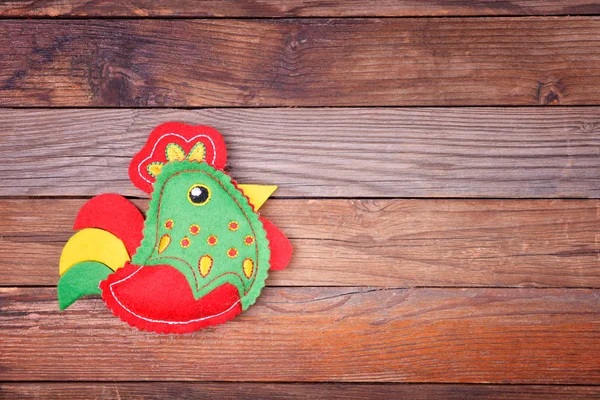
3,383 -> 600,400
2,198 -> 600,288
1,108 -> 599,198
2,287 -> 600,383
1,18 -> 600,107
1,0 -> 599,17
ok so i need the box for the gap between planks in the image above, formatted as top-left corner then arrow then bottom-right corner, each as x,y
3,382 -> 600,399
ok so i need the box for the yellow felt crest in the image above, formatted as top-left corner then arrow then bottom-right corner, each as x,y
147,143 -> 209,177
188,143 -> 206,162
166,143 -> 186,162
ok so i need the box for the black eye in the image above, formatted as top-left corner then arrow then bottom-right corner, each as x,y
188,184 -> 211,206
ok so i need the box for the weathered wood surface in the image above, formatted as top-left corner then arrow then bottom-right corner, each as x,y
1,0 -> 599,17
1,108 -> 599,198
2,287 -> 600,383
1,198 -> 599,288
2,18 -> 600,107
1,7 -> 600,395
3,382 -> 600,400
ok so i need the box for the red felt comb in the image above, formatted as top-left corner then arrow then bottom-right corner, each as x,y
128,122 -> 228,193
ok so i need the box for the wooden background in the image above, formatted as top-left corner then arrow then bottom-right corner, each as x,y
1,1 -> 600,399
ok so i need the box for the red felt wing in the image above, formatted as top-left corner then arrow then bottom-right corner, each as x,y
73,193 -> 145,257
260,217 -> 293,271
100,263 -> 242,334
129,122 -> 228,193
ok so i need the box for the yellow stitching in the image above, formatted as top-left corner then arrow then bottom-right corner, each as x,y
227,248 -> 238,258
187,184 -> 212,206
189,224 -> 200,235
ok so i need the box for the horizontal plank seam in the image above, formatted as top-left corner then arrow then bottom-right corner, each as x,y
3,104 -> 600,110
1,196 -> 599,201
4,285 -> 600,290
2,380 -> 600,386
1,15 -> 600,20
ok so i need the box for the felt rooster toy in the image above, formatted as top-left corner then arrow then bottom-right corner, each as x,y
57,122 -> 292,333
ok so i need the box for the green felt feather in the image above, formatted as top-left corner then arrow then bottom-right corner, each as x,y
132,161 -> 270,310
58,261 -> 113,310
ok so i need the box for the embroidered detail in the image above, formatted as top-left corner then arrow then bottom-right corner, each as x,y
188,184 -> 211,206
227,248 -> 238,258
199,254 -> 213,278
188,142 -> 206,162
243,258 -> 254,278
244,235 -> 254,246
165,143 -> 186,162
180,237 -> 191,248
130,124 -> 227,194
189,224 -> 200,235
58,123 -> 294,335
158,234 -> 171,254
147,162 -> 164,177
146,166 -> 267,300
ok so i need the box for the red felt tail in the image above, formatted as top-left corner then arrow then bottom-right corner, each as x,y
73,193 -> 145,257
260,217 -> 292,271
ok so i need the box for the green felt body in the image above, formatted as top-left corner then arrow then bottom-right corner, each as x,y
58,261 -> 113,310
131,161 -> 270,310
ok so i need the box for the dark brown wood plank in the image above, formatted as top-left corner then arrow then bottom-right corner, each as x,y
1,108 -> 599,198
3,382 -> 600,400
0,0 -> 600,18
2,198 -> 599,288
1,0 -> 599,17
2,287 -> 600,383
1,18 -> 600,106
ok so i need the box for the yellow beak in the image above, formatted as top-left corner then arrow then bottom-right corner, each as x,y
237,184 -> 277,210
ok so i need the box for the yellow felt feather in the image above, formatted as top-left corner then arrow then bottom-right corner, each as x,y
59,228 -> 130,276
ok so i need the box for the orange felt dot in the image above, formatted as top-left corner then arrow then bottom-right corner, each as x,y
207,235 -> 218,246
227,248 -> 238,258
228,221 -> 239,231
244,235 -> 254,245
165,219 -> 174,230
180,237 -> 191,248
189,224 -> 200,235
